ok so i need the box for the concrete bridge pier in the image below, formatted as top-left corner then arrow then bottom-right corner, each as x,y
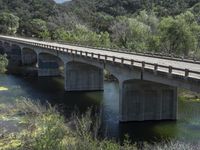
119,80 -> 177,122
65,62 -> 104,91
38,60 -> 60,77
9,44 -> 22,66
37,53 -> 62,77
21,48 -> 37,66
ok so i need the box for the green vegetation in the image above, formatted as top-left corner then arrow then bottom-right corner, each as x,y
0,12 -> 19,35
0,54 -> 8,73
0,0 -> 199,57
0,98 -> 199,150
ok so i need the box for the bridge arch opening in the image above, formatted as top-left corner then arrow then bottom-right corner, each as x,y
22,48 -> 37,66
8,44 -> 22,66
0,45 -> 5,54
65,61 -> 104,91
3,42 -> 11,53
38,52 -> 64,77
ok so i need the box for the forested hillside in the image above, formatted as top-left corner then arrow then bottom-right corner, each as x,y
0,0 -> 200,57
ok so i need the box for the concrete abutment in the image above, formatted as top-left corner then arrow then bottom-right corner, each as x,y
119,80 -> 177,122
38,53 -> 63,77
65,62 -> 104,91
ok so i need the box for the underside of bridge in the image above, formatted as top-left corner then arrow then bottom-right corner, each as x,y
8,44 -> 22,66
65,62 -> 104,91
3,42 -> 10,53
38,53 -> 64,77
120,80 -> 177,122
21,48 -> 37,66
0,41 -> 4,54
0,45 -> 4,54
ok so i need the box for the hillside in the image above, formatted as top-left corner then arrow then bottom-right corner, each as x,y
0,0 -> 199,57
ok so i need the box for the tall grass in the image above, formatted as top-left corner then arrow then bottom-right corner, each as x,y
0,98 -> 199,150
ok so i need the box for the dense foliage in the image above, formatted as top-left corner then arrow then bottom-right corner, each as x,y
0,0 -> 199,57
0,54 -> 8,73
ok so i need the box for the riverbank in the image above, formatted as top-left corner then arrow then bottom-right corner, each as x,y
0,98 -> 199,150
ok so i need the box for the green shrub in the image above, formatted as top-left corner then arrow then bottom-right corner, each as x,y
0,54 -> 8,73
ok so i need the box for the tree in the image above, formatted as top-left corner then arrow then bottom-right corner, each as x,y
110,16 -> 151,51
0,12 -> 19,35
136,10 -> 159,34
52,28 -> 68,41
110,16 -> 130,48
0,54 -> 8,73
29,19 -> 50,39
159,13 -> 198,56
99,32 -> 111,47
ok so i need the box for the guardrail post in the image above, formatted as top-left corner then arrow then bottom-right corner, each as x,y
168,66 -> 172,75
154,64 -> 158,74
131,59 -> 134,65
185,69 -> 189,78
80,51 -> 82,56
105,55 -> 107,61
142,61 -> 145,70
85,52 -> 88,57
98,54 -> 100,61
91,53 -> 94,59
121,58 -> 124,64
113,56 -> 115,62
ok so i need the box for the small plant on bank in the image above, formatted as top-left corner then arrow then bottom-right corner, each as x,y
0,54 -> 8,73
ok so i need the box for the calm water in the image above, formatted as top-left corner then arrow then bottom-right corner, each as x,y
0,74 -> 200,143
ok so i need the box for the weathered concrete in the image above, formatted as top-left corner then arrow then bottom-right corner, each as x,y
8,44 -> 22,66
65,62 -> 104,91
38,60 -> 60,77
21,48 -> 37,65
120,80 -> 177,122
38,53 -> 63,77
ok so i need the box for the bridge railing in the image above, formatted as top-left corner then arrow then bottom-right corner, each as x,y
1,35 -> 200,80
1,34 -> 200,64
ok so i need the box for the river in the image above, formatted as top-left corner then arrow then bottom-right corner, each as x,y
0,74 -> 200,143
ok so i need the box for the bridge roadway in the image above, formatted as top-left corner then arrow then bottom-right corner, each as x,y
1,35 -> 200,80
0,35 -> 200,122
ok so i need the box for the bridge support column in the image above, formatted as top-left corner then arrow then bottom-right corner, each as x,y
21,50 -> 37,65
119,80 -> 177,122
65,62 -> 104,91
38,60 -> 60,77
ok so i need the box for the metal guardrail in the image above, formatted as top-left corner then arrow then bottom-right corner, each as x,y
56,42 -> 200,64
1,34 -> 200,64
1,36 -> 200,80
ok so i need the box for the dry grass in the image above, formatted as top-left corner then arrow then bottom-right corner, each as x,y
0,98 -> 199,150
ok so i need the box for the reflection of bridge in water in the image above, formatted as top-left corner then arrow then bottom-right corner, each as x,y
0,35 -> 200,122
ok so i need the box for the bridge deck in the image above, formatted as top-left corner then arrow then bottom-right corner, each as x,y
1,35 -> 200,80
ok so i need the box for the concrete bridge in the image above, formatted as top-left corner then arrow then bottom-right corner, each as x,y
0,35 -> 200,122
